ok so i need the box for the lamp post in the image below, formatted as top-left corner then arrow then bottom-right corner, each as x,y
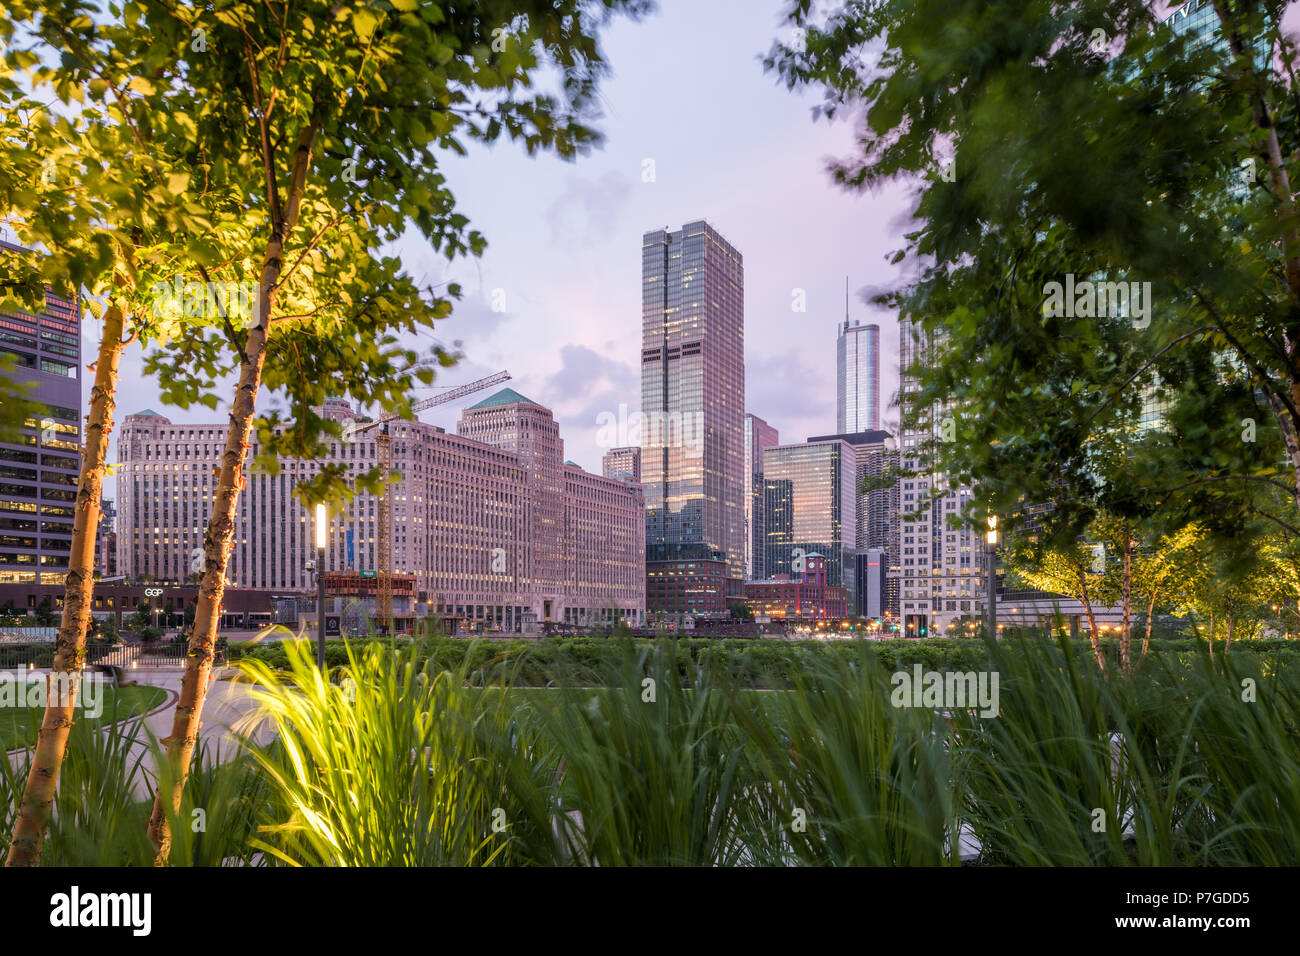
315,503 -> 327,671
985,513 -> 998,639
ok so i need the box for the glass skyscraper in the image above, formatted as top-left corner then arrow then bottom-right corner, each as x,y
837,319 -> 880,433
761,439 -> 857,613
641,220 -> 745,613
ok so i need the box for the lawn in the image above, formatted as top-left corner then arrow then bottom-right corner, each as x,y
0,683 -> 167,751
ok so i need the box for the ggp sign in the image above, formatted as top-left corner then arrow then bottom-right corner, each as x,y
143,587 -> 164,597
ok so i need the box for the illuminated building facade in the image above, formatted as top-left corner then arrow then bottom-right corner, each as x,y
117,390 -> 645,631
641,219 -> 745,613
0,241 -> 82,586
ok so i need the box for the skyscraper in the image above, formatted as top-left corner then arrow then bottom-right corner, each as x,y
897,318 -> 990,637
743,413 -> 779,580
836,285 -> 880,432
761,439 -> 858,614
808,427 -> 900,618
0,240 -> 82,586
641,220 -> 745,615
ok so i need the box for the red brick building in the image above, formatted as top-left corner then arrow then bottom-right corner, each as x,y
744,552 -> 849,621
646,556 -> 728,618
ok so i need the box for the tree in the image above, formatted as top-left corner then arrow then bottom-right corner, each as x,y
120,0 -> 651,864
126,600 -> 153,634
1,0 -> 225,864
1006,535 -> 1115,673
96,614 -> 120,645
1129,523 -> 1207,663
765,0 -> 1300,657
4,0 -> 647,865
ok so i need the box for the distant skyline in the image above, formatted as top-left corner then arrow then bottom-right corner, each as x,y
87,0 -> 916,494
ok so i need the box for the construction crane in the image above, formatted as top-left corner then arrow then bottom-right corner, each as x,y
351,369 -> 512,635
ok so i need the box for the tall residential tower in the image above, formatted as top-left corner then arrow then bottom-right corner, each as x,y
836,286 -> 881,433
897,318 -> 990,637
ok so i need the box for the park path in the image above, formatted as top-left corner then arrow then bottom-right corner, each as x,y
5,664 -> 273,799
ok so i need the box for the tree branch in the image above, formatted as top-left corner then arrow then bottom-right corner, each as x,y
1085,326 -> 1216,427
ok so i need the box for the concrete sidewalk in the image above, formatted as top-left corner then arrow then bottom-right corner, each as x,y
124,669 -> 276,798
5,668 -> 275,799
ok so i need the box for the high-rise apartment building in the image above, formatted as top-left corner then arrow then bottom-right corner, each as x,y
743,413 -> 779,580
641,220 -> 745,615
761,439 -> 857,614
837,315 -> 881,433
116,390 -> 645,630
0,241 -> 82,586
897,318 -> 991,637
601,446 -> 641,482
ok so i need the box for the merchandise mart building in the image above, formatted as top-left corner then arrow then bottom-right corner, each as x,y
116,389 -> 646,631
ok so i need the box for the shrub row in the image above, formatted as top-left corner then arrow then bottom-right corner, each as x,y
223,633 -> 1300,687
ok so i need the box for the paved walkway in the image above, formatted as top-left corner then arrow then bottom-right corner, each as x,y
124,669 -> 275,798
5,667 -> 274,799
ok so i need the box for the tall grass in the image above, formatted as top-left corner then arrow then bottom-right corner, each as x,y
4,634 -> 1297,866
530,639 -> 752,866
951,637 -> 1300,865
731,645 -> 958,865
1,692 -> 154,865
238,638 -> 561,866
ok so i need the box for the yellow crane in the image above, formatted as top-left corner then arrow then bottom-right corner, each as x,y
351,370 -> 512,635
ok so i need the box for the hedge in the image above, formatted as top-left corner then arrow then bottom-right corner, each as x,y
222,634 -> 1300,688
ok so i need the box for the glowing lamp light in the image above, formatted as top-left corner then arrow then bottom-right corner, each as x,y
315,503 -> 327,550
986,514 -> 998,545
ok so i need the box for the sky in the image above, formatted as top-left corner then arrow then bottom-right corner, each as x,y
90,0 -> 924,489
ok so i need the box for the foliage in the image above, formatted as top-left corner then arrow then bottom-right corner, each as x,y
3,635 -> 1299,866
764,0 -> 1300,634
237,638 -> 561,866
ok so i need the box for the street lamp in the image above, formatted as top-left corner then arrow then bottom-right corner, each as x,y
315,503 -> 327,671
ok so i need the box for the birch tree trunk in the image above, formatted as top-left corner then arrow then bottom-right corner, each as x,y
1141,589 -> 1157,666
6,304 -> 126,866
1078,566 -> 1107,675
146,123 -> 319,863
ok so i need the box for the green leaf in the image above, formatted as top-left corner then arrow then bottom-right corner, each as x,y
353,7 -> 379,40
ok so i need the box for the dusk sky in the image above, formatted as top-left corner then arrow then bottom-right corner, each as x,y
94,0 -> 922,487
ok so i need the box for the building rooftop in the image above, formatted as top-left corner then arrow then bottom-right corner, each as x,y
467,387 -> 543,410
807,429 -> 892,446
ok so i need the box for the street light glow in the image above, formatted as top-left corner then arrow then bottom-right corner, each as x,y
315,503 -> 327,550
